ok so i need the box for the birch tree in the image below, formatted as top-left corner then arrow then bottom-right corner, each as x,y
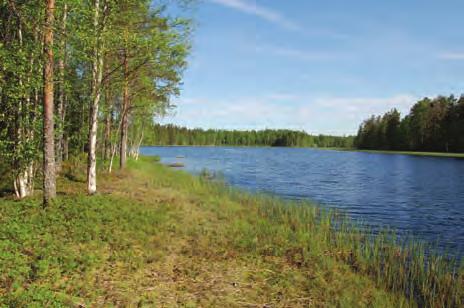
114,1 -> 190,169
0,0 -> 192,198
55,2 -> 68,171
0,1 -> 44,198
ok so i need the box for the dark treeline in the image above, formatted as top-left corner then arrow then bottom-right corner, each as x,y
355,95 -> 464,152
144,124 -> 355,148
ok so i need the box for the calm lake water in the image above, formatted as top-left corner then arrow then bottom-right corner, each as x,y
141,146 -> 464,257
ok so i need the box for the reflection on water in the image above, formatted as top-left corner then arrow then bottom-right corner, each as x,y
141,146 -> 464,257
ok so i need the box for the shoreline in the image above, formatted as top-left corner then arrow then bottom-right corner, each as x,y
142,144 -> 464,158
323,147 -> 464,158
0,157 -> 462,306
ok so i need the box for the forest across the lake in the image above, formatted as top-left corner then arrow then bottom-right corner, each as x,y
143,94 -> 464,156
142,124 -> 355,148
355,95 -> 464,153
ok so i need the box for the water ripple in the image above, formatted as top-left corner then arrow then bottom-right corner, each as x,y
142,146 -> 464,258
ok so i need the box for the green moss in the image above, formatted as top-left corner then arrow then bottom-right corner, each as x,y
0,156 -> 461,306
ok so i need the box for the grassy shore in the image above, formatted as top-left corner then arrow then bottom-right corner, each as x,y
324,147 -> 464,158
0,157 -> 462,307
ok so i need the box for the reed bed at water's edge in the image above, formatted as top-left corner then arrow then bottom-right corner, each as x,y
187,161 -> 464,307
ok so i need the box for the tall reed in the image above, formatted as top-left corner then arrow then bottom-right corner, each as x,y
197,177 -> 463,307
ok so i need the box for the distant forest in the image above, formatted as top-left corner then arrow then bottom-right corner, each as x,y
143,124 -> 355,148
355,95 -> 464,152
145,95 -> 464,152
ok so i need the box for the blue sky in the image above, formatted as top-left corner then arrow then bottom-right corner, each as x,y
161,0 -> 464,135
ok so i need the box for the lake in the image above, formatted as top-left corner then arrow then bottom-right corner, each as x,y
141,146 -> 464,257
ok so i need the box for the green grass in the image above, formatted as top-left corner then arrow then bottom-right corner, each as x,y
323,147 -> 464,158
0,157 -> 462,306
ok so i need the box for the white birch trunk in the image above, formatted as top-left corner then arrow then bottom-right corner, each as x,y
56,3 -> 67,170
134,130 -> 144,160
14,24 -> 34,199
87,0 -> 105,194
108,117 -> 122,173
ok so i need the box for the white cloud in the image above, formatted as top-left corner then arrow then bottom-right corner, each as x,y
160,94 -> 418,135
438,52 -> 464,60
209,0 -> 300,31
265,93 -> 301,101
314,95 -> 416,113
256,45 -> 344,61
312,95 -> 417,133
